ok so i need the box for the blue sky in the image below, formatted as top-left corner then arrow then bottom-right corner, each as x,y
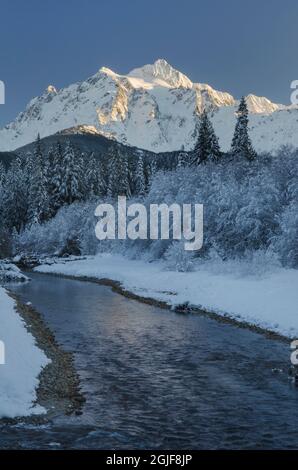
0,0 -> 297,126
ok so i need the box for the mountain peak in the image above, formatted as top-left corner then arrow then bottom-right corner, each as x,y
128,59 -> 193,89
99,66 -> 117,77
46,85 -> 57,94
245,93 -> 282,114
0,59 -> 293,154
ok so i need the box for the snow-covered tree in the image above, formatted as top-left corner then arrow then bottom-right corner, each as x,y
0,162 -> 6,187
28,135 -> 50,224
118,149 -> 131,197
2,158 -> 28,232
177,151 -> 189,168
145,158 -> 157,191
107,145 -> 131,197
85,151 -> 110,198
85,152 -> 100,197
231,97 -> 256,160
107,145 -> 117,197
49,142 -> 65,211
60,141 -> 84,204
98,157 -> 108,196
135,154 -> 146,195
194,111 -> 221,164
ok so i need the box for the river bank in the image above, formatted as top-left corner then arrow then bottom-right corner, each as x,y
0,284 -> 84,421
10,293 -> 85,421
35,253 -> 298,340
0,286 -> 48,419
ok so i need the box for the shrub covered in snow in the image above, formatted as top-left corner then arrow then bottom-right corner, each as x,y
0,262 -> 28,282
14,148 -> 298,272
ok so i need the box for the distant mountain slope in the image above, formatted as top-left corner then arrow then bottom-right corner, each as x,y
0,151 -> 17,167
0,59 -> 296,154
15,130 -> 180,171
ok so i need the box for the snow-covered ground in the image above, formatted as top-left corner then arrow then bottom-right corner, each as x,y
0,262 -> 29,283
36,254 -> 298,339
0,287 -> 49,418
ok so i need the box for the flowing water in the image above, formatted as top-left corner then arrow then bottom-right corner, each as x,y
3,272 -> 298,449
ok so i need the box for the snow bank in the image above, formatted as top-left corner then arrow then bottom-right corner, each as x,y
36,253 -> 298,339
0,287 -> 49,418
0,262 -> 29,283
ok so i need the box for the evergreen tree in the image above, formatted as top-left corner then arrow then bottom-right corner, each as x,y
60,141 -> 84,204
50,142 -> 64,213
107,145 -> 131,197
107,145 -> 117,197
177,151 -> 189,168
24,151 -> 34,183
45,146 -> 58,218
79,152 -> 88,198
145,158 -> 157,191
2,158 -> 28,232
86,152 -> 101,197
98,157 -> 108,196
135,154 -> 146,195
231,97 -> 256,161
194,111 -> 221,164
117,149 -> 131,197
0,162 -> 6,187
28,134 -> 50,224
177,145 -> 190,168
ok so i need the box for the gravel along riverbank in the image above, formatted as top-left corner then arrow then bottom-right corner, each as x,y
2,291 -> 85,423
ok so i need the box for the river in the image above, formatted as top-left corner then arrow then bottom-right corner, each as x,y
3,272 -> 298,449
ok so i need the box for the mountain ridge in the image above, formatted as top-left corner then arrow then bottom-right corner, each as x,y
0,59 -> 296,154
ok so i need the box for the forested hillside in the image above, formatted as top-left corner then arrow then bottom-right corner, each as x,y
1,99 -> 297,271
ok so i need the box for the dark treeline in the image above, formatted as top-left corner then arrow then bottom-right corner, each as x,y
0,138 -> 160,234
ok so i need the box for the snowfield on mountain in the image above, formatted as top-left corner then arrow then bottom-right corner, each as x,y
0,59 -> 297,154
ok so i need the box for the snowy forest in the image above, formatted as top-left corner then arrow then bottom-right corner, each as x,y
1,98 -> 297,271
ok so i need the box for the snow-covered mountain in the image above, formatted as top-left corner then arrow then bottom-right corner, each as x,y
0,58 -> 296,153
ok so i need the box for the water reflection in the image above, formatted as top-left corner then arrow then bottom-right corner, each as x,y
5,272 -> 298,450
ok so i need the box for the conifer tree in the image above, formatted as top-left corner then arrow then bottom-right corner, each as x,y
50,142 -> 64,212
98,157 -> 108,196
28,134 -> 50,224
60,141 -> 84,204
2,158 -> 28,232
117,149 -> 131,197
177,144 -> 190,168
145,158 -> 157,191
194,111 -> 221,164
24,151 -> 34,186
135,154 -> 146,195
86,152 -> 101,197
107,145 -> 131,197
231,97 -> 256,160
0,162 -> 6,190
177,151 -> 189,168
107,145 -> 118,197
